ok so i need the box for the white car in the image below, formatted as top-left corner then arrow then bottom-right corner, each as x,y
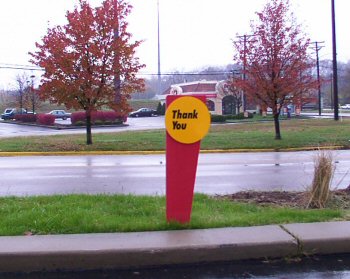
48,110 -> 71,120
340,104 -> 350,109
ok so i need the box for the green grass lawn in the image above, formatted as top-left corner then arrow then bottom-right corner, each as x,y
0,118 -> 349,153
203,118 -> 350,150
0,194 -> 344,236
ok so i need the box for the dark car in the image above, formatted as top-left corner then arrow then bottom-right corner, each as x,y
48,110 -> 71,120
129,108 -> 157,117
1,108 -> 28,120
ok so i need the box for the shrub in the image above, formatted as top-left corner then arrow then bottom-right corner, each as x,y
37,114 -> 55,126
156,102 -> 162,115
15,114 -> 37,123
91,111 -> 104,124
71,110 -> 127,126
71,112 -> 87,125
211,112 -> 254,123
228,112 -> 254,120
103,111 -> 117,123
114,111 -> 128,123
306,151 -> 334,208
211,114 -> 226,123
74,121 -> 85,126
161,103 -> 166,115
156,102 -> 166,116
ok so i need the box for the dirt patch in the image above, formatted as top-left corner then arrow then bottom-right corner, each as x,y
217,186 -> 350,209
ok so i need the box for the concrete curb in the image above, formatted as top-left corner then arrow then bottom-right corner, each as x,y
283,221 -> 350,255
1,221 -> 350,273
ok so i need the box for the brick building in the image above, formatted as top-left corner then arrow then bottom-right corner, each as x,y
161,80 -> 318,115
161,80 -> 243,115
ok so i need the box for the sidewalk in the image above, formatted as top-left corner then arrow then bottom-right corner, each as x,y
1,221 -> 350,273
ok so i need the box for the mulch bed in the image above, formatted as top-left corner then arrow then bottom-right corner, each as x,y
217,186 -> 350,209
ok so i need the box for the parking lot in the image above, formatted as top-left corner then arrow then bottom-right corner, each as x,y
0,116 -> 165,138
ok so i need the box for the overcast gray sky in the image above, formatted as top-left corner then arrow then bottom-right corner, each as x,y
0,0 -> 349,89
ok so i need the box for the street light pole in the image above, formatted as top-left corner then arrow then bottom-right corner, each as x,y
235,34 -> 257,112
311,41 -> 324,116
157,0 -> 161,96
331,0 -> 339,120
237,35 -> 248,112
30,75 -> 35,113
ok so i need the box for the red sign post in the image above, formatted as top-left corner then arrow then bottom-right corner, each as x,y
165,95 -> 210,223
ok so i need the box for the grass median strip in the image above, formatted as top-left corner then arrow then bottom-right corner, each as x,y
0,194 -> 344,236
0,119 -> 349,153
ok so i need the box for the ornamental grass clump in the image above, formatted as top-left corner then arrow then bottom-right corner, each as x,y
307,151 -> 335,208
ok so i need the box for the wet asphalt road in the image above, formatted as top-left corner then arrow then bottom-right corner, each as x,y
4,254 -> 350,278
0,150 -> 349,197
0,116 -> 349,196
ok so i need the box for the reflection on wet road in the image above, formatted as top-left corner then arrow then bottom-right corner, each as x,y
0,150 -> 349,197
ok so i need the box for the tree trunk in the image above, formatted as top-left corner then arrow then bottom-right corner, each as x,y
86,111 -> 93,145
273,113 -> 282,140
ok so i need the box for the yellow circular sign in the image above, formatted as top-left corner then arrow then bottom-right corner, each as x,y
165,96 -> 211,144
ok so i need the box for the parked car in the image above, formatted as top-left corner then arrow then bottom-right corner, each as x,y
1,108 -> 28,120
48,110 -> 71,120
302,103 -> 317,110
340,104 -> 350,109
129,108 -> 157,117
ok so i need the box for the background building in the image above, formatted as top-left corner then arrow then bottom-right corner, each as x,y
161,80 -> 244,115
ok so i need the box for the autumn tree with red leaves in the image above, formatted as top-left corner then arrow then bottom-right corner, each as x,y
233,0 -> 318,139
30,0 -> 144,144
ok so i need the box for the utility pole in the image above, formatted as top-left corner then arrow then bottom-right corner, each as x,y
331,0 -> 339,120
235,34 -> 256,112
157,0 -> 162,96
311,41 -> 324,116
